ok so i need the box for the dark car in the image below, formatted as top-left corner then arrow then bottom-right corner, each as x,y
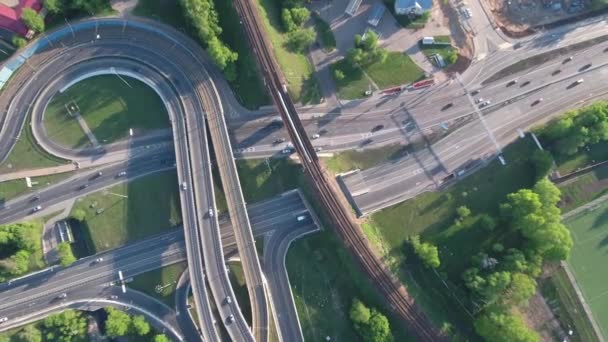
552,69 -> 562,76
579,63 -> 592,71
441,103 -> 454,111
506,80 -> 518,87
360,138 -> 373,146
520,81 -> 530,87
371,124 -> 384,133
471,89 -> 480,96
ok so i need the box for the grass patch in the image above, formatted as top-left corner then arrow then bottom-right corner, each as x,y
419,40 -> 458,68
256,0 -> 321,104
541,268 -> 601,342
133,0 -> 188,28
562,201 -> 608,339
0,121 -> 68,173
332,52 -> 425,99
558,163 -> 608,212
227,262 -> 252,325
71,170 -> 181,253
0,173 -> 70,204
554,141 -> 608,175
311,12 -> 336,52
130,262 -> 187,307
236,159 -> 301,203
362,138 -> 539,334
214,0 -> 270,109
43,75 -> 169,149
323,144 -> 406,174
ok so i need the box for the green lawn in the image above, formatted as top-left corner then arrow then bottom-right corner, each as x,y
541,268 -> 601,342
323,144 -> 407,174
130,262 -> 187,307
361,138 -> 539,334
558,163 -> 608,212
256,0 -> 321,104
332,52 -> 425,99
236,159 -> 302,203
72,171 -> 181,253
419,42 -> 458,68
0,173 -> 70,204
227,262 -> 252,325
43,75 -> 169,149
563,201 -> 608,340
0,122 -> 67,173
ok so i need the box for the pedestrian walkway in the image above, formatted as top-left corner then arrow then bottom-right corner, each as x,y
41,199 -> 74,264
73,111 -> 100,148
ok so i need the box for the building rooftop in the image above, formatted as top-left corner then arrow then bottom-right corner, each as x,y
395,0 -> 433,12
0,0 -> 42,35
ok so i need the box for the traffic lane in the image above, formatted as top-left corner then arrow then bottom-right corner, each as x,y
0,151 -> 175,224
175,270 -> 200,339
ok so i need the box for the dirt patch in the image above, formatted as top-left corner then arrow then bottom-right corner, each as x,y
487,0 -> 594,36
438,0 -> 474,74
520,291 -> 567,341
482,33 -> 608,84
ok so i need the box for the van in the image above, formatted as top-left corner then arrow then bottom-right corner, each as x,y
297,215 -> 306,222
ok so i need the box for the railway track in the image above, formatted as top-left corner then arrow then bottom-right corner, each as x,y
233,0 -> 442,340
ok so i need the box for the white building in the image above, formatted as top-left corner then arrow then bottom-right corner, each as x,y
394,0 -> 433,16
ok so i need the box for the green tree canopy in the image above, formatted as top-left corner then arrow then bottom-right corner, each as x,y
410,235 -> 440,268
456,205 -> 471,220
152,334 -> 171,342
43,310 -> 87,342
507,273 -> 537,306
286,28 -> 315,52
21,8 -> 44,33
350,298 -> 371,325
71,209 -> 86,222
104,307 -> 132,338
475,309 -> 539,342
57,242 -> 76,267
43,0 -> 62,14
131,315 -> 150,336
15,324 -> 42,342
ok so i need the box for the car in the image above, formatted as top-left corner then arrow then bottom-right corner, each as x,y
57,293 -> 67,299
520,81 -> 530,87
441,103 -> 453,111
371,124 -> 384,133
471,89 -> 480,95
208,208 -> 214,218
117,171 -> 127,177
576,78 -> 584,84
181,182 -> 187,191
475,97 -> 483,104
97,171 -> 103,177
282,148 -> 293,154
31,194 -> 40,201
579,63 -> 592,71
228,315 -> 235,323
552,69 -> 561,76
297,215 -> 306,222
269,119 -> 283,128
484,100 -> 491,106
532,98 -> 543,106
364,89 -> 373,96
0,317 -> 7,323
315,147 -> 323,152
273,138 -> 286,145
109,295 -> 118,300
225,296 -> 232,304
95,257 -> 103,263
33,205 -> 42,212
563,56 -> 574,63
80,184 -> 89,190
311,134 -> 320,139
360,138 -> 373,146
507,79 -> 518,86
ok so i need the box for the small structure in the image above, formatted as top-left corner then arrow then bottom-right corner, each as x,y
0,0 -> 42,36
421,36 -> 435,45
55,220 -> 74,243
367,3 -> 385,27
394,0 -> 433,16
345,0 -> 363,16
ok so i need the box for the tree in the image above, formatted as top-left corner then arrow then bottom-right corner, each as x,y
446,49 -> 458,64
289,7 -> 310,27
481,271 -> 512,304
286,28 -> 315,52
43,310 -> 87,342
152,335 -> 171,342
350,298 -> 371,325
333,68 -> 345,81
364,309 -> 392,342
456,205 -> 471,220
507,273 -> 537,306
21,8 -> 45,33
281,8 -> 296,32
207,37 -> 238,71
12,36 -> 27,49
530,150 -> 554,180
15,325 -> 42,342
57,242 -> 76,267
71,209 -> 86,222
104,307 -> 132,338
44,0 -> 62,14
131,315 -> 150,336
475,309 -> 540,342
478,214 -> 497,231
410,235 -> 440,268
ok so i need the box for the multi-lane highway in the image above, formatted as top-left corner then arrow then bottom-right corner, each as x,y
0,190 -> 317,340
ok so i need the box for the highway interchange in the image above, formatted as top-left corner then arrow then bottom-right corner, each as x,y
0,2 -> 607,341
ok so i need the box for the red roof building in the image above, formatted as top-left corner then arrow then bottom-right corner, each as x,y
0,0 -> 42,36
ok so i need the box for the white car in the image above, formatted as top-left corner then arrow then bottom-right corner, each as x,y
95,257 -> 103,263
576,78 -> 584,84
33,205 -> 42,212
0,317 -> 7,323
181,182 -> 187,191
228,315 -> 235,323
208,208 -> 214,218
117,171 -> 127,177
311,134 -> 320,139
297,215 -> 306,222
225,296 -> 232,304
